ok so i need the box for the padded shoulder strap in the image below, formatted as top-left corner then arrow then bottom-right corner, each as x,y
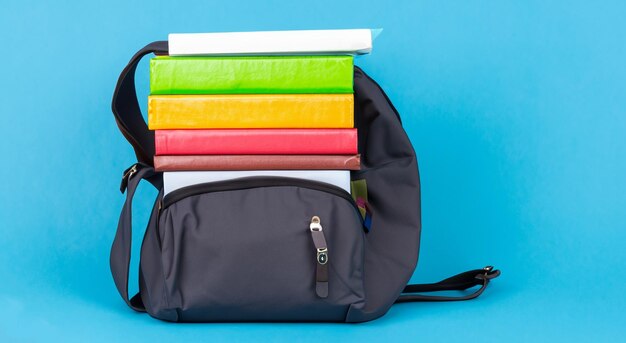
112,41 -> 168,166
395,266 -> 501,303
110,163 -> 159,312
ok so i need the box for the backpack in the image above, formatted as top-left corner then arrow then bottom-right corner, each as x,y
110,41 -> 500,322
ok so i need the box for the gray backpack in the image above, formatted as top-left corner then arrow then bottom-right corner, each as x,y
110,41 -> 500,322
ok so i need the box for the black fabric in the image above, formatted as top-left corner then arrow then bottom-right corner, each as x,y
346,67 -> 423,321
152,179 -> 365,322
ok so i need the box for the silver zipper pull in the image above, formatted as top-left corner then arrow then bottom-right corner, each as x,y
310,216 -> 329,298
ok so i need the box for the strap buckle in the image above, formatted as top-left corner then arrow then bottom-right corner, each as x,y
119,163 -> 138,193
476,265 -> 501,281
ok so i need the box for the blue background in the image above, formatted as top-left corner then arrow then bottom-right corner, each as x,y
1,0 -> 624,341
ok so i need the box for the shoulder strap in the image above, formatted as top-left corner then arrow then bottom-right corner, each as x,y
110,163 -> 160,312
110,43 -> 168,312
112,41 -> 168,167
395,266 -> 500,303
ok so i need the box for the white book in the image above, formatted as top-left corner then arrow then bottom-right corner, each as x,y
168,29 -> 380,56
163,170 -> 352,196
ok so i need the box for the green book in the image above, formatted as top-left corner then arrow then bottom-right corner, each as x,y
150,55 -> 354,95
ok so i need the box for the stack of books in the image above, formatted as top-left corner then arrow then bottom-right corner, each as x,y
146,29 -> 375,195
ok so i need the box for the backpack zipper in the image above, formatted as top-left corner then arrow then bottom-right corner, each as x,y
310,216 -> 329,298
161,176 -> 364,226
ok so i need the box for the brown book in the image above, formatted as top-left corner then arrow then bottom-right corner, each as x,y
154,154 -> 361,171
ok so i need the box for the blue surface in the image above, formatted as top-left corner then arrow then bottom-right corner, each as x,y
1,1 -> 625,341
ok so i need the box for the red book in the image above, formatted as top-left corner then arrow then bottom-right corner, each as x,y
155,129 -> 358,155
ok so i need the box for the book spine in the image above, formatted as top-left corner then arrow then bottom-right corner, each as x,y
150,56 -> 354,95
148,94 -> 354,129
154,155 -> 361,171
155,129 -> 358,155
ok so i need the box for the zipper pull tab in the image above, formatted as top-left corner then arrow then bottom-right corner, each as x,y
310,216 -> 329,298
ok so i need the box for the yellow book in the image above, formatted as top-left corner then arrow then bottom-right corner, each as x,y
148,94 -> 354,129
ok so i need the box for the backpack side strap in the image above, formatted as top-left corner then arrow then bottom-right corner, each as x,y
112,41 -> 168,167
110,163 -> 160,312
395,266 -> 501,303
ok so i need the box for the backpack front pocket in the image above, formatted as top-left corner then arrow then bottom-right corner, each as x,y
157,176 -> 366,322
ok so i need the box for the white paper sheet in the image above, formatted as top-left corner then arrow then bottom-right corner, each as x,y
163,170 -> 352,196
